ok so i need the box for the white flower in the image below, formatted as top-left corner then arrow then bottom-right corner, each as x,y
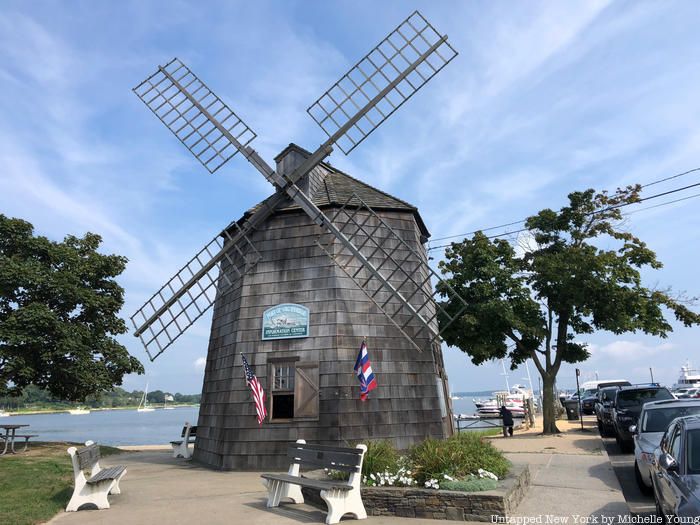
477,468 -> 498,480
443,474 -> 454,481
370,473 -> 376,480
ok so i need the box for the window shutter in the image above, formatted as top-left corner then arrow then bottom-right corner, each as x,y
294,362 -> 319,418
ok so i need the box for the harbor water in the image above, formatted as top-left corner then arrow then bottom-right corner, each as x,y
3,395 -> 507,445
4,406 -> 200,446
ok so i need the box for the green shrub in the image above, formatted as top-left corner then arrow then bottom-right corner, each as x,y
360,440 -> 399,478
442,476 -> 498,492
409,432 -> 509,484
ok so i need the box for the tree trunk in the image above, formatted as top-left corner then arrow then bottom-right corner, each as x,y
541,372 -> 560,434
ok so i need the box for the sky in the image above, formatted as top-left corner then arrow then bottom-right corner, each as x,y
1,0 -> 700,395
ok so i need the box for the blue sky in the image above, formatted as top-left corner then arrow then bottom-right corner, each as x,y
2,1 -> 700,395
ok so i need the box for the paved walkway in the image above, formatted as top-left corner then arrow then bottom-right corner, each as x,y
490,417 -> 629,520
49,417 -> 628,524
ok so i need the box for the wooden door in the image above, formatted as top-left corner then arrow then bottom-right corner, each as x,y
294,363 -> 319,419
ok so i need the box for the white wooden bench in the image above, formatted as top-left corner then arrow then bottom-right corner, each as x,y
170,422 -> 197,458
66,441 -> 127,512
261,439 -> 367,525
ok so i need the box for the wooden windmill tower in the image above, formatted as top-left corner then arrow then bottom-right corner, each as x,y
131,11 -> 469,470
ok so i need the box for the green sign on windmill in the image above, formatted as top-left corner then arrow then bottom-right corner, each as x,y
261,304 -> 309,340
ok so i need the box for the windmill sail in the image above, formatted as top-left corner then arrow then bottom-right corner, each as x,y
316,193 -> 468,350
307,10 -> 457,155
131,221 -> 261,361
133,58 -> 257,174
131,10 -> 462,359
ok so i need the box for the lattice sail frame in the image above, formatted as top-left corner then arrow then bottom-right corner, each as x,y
130,223 -> 261,361
133,58 -> 257,174
316,194 -> 468,351
130,10 -> 461,360
308,11 -> 457,155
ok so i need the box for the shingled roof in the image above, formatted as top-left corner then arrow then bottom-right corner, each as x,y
239,144 -> 430,237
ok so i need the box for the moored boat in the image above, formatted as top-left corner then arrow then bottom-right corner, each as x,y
137,382 -> 156,412
672,361 -> 700,391
68,407 -> 90,415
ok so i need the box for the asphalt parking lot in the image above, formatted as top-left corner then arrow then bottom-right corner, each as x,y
598,427 -> 655,516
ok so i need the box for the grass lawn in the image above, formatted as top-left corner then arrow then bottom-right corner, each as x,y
0,442 -> 123,525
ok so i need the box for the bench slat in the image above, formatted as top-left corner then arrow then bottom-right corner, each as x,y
76,444 -> 100,470
261,473 -> 352,491
87,465 -> 126,484
181,425 -> 197,438
287,445 -> 362,472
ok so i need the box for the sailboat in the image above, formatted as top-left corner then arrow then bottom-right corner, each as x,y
137,383 -> 156,412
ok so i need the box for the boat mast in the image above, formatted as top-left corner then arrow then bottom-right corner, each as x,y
500,359 -> 510,392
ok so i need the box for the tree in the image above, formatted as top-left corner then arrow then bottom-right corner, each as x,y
436,186 -> 700,433
0,215 -> 144,400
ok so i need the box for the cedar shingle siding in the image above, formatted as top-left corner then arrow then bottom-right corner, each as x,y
193,145 -> 453,470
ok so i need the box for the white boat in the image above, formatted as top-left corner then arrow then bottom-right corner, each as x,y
137,383 -> 156,412
68,407 -> 90,415
0,410 -> 10,417
672,361 -> 700,391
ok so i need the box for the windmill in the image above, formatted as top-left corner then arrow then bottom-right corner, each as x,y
131,11 -> 469,469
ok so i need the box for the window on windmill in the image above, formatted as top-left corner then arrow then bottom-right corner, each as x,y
270,361 -> 319,420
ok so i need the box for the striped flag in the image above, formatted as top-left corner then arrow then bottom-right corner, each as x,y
354,341 -> 377,401
241,353 -> 267,425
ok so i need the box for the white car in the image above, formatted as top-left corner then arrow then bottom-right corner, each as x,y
632,399 -> 700,493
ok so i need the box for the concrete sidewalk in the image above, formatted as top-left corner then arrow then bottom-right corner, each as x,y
491,417 -> 629,520
48,451 -> 452,525
49,417 -> 628,525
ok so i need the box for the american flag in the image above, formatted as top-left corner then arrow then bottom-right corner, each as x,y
354,341 -> 377,401
241,353 -> 267,425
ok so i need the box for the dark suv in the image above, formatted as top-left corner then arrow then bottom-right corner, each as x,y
612,385 -> 674,452
595,386 -> 622,436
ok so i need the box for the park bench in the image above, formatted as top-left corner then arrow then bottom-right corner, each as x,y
261,439 -> 367,525
171,422 -> 197,459
66,440 -> 127,512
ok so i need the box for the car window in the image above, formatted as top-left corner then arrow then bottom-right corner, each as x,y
660,425 -> 674,452
688,430 -> 700,475
642,406 -> 700,432
670,427 -> 682,460
617,389 -> 674,408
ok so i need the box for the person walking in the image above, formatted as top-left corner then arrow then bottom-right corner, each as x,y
499,405 -> 514,437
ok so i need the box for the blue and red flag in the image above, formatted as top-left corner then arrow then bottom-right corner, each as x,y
354,341 -> 377,401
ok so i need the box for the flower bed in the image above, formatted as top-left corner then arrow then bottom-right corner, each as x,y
303,433 -> 529,521
302,463 -> 530,521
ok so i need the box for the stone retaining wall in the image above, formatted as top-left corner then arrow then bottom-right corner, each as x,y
302,463 -> 530,522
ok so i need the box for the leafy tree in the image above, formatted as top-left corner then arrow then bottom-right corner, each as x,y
437,186 -> 700,433
0,215 -> 144,400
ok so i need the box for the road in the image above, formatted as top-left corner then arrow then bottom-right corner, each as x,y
600,432 -> 655,516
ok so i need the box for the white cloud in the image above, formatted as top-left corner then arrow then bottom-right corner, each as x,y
588,340 -> 674,362
193,357 -> 207,371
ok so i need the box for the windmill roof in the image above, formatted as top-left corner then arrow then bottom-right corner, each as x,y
240,144 -> 430,237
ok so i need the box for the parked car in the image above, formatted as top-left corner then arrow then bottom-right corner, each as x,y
581,391 -> 598,415
631,399 -> 700,494
612,385 -> 674,452
676,388 -> 700,399
595,386 -> 621,437
651,415 -> 700,518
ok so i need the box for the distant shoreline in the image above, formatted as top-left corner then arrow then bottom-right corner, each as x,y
2,404 -> 199,416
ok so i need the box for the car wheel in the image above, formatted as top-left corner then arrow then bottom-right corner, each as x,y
634,461 -> 652,495
597,420 -> 604,435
